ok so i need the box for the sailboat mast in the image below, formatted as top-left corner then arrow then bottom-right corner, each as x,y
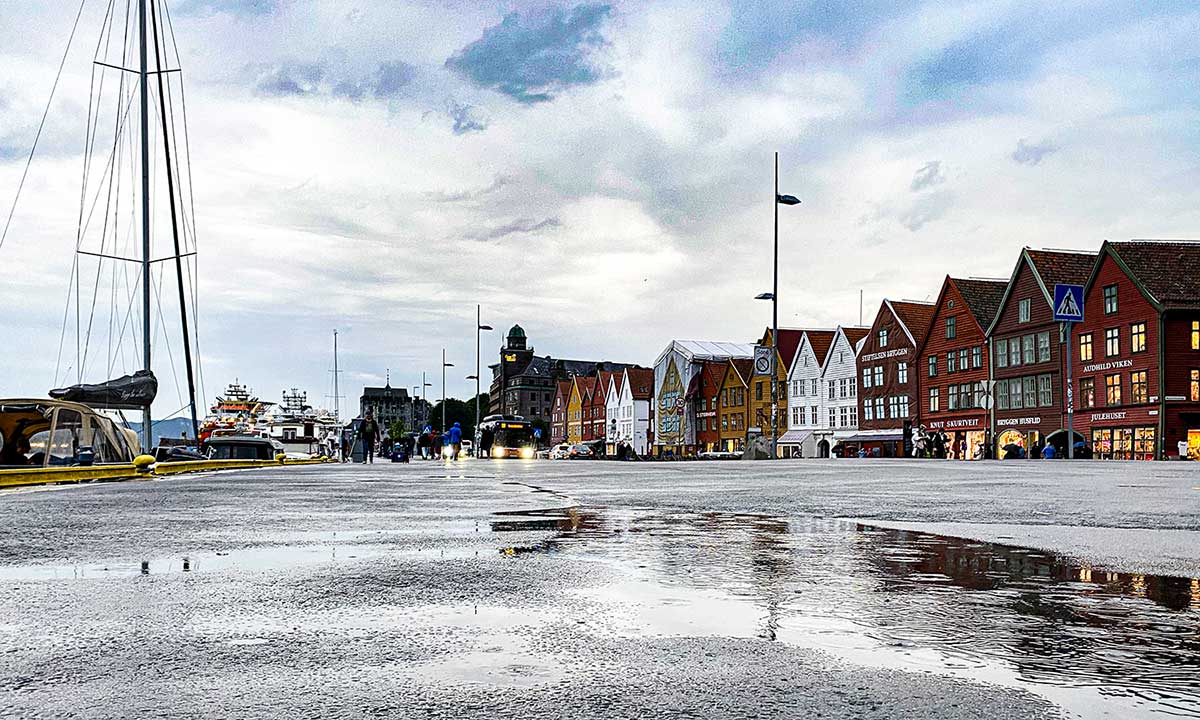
138,0 -> 152,450
333,330 -> 340,425
149,0 -> 199,443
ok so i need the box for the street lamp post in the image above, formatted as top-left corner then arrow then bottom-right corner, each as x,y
442,349 -> 454,432
476,304 -> 494,447
761,151 -> 801,460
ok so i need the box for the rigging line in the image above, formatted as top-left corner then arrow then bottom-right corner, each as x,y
0,0 -> 90,254
53,252 -> 81,387
150,262 -> 184,408
76,83 -> 139,248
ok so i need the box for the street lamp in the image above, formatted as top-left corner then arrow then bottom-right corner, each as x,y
442,349 -> 454,432
763,150 -> 801,460
475,305 -> 494,447
418,375 -> 433,428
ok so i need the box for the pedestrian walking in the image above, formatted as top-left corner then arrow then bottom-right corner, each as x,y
447,422 -> 463,460
360,412 -> 379,464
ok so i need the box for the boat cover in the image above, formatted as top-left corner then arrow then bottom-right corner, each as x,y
49,370 -> 158,409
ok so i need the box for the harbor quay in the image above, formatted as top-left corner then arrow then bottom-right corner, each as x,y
1,459 -> 1197,719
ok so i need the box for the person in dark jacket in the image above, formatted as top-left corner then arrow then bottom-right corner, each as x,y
360,412 -> 379,464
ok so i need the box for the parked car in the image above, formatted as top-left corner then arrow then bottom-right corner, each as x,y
568,444 -> 595,460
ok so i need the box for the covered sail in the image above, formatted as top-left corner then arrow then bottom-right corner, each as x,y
49,370 -> 158,409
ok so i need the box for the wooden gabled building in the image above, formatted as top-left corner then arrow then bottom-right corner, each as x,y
852,299 -> 936,456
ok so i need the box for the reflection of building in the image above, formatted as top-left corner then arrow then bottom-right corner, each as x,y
916,276 -> 1007,459
488,324 -> 641,423
652,340 -> 754,457
747,328 -> 803,456
359,382 -> 430,434
988,248 -> 1096,458
1069,240 -> 1200,460
853,299 -> 936,457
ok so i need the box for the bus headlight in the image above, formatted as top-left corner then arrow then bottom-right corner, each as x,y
520,447 -> 534,459
492,447 -> 504,458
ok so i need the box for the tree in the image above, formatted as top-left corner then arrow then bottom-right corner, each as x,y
424,393 -> 489,438
388,419 -> 406,440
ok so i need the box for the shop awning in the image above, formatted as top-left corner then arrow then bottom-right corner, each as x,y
777,429 -> 813,445
842,431 -> 903,443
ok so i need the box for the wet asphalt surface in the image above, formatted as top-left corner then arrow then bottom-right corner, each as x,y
1,459 -> 1198,719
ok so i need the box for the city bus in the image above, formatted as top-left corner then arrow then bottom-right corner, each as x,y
478,415 -> 536,459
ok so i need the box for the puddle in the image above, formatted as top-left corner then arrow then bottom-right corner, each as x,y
531,509 -> 1200,719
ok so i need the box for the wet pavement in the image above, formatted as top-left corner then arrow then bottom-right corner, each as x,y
1,459 -> 1198,718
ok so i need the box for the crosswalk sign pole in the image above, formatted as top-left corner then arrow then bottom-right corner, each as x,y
1065,320 -> 1074,460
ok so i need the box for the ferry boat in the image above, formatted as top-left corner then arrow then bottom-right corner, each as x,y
198,382 -> 272,444
262,389 -> 339,458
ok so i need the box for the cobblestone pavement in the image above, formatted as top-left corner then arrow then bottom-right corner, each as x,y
1,459 -> 1197,718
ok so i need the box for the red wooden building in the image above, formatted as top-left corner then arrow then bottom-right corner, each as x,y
853,299 -> 935,457
578,375 -> 602,443
1069,240 -> 1200,460
694,360 -> 726,453
915,276 -> 1007,459
550,380 -> 572,445
987,248 -> 1096,457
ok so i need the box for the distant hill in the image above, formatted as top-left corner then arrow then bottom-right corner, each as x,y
127,417 -> 195,446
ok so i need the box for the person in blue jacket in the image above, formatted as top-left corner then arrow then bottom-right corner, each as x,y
446,422 -> 463,460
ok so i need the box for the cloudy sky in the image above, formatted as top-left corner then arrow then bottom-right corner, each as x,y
1,0 -> 1198,416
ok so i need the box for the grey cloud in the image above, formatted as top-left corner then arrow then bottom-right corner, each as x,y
1012,138 -> 1058,166
254,58 -> 415,101
900,190 -> 954,231
177,0 -> 276,16
466,217 -> 560,241
447,100 -> 488,135
428,175 -> 511,202
910,161 -> 945,192
445,4 -> 613,104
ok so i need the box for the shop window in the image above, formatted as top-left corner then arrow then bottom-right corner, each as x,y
879,329 -> 889,347
1192,370 -> 1199,402
948,351 -> 957,373
1105,373 -> 1121,405
928,356 -> 937,377
996,380 -> 1009,410
971,346 -> 982,369
1193,321 -> 1200,350
1130,322 -> 1146,353
898,363 -> 908,384
1130,370 -> 1148,403
1103,285 -> 1118,314
946,316 -> 957,339
1022,334 -> 1035,365
929,387 -> 940,412
1079,333 -> 1093,362
1019,299 -> 1031,323
1105,328 -> 1119,357
996,339 -> 1008,368
1036,332 -> 1050,363
1134,427 -> 1156,460
1080,378 -> 1095,408
1038,374 -> 1052,407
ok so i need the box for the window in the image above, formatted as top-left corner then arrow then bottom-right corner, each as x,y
1130,370 -> 1148,403
961,384 -> 974,410
948,351 -> 957,373
898,363 -> 908,384
756,382 -> 764,401
1080,378 -> 1095,409
946,316 -> 957,339
850,377 -> 857,397
1038,374 -> 1052,407
888,396 -> 899,418
1103,285 -> 1118,314
1105,328 -> 1119,357
873,366 -> 883,386
974,382 -> 986,408
792,407 -> 801,426
810,406 -> 818,425
948,385 -> 959,410
828,409 -> 836,428
1009,338 -> 1021,367
1191,369 -> 1199,402
862,368 -> 871,389
1009,378 -> 1023,409
928,356 -> 937,377
899,396 -> 910,418
829,380 -> 836,400
879,329 -> 889,347
958,348 -> 969,371
997,380 -> 1009,410
839,406 -> 849,428
996,339 -> 1008,368
971,346 -> 982,369
1023,376 -> 1037,408
849,406 -> 857,426
1022,334 -> 1035,365
794,380 -> 803,397
1130,323 -> 1146,353
1079,333 -> 1093,362
874,397 -> 884,418
863,403 -> 873,421
929,387 -> 939,412
1019,298 -> 1031,323
810,379 -> 818,396
1193,321 -> 1199,350
1037,332 -> 1050,363
1105,373 -> 1121,405
839,378 -> 849,398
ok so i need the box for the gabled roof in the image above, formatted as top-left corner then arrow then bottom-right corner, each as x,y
725,358 -> 753,388
886,299 -> 937,347
805,330 -> 837,368
655,340 -> 755,367
624,367 -> 654,400
555,380 -> 572,399
598,371 -> 620,402
823,326 -> 869,367
953,278 -> 1008,330
987,247 -> 1097,335
774,328 -> 805,369
699,360 -> 727,395
1102,240 -> 1200,310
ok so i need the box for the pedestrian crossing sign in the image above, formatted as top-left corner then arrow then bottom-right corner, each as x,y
1053,284 -> 1084,322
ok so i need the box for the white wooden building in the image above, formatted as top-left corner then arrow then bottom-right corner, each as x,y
781,326 -> 869,457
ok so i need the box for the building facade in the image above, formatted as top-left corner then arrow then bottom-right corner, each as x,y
359,383 -> 430,435
781,330 -> 835,457
613,368 -> 654,456
652,340 -> 754,456
916,277 -> 1007,459
853,299 -> 935,456
695,360 -> 726,453
822,326 -> 869,456
987,248 -> 1097,458
1069,240 -> 1200,460
550,380 -> 572,445
718,359 -> 753,453
747,328 -> 802,455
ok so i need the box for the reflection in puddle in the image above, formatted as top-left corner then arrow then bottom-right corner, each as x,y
497,506 -> 1200,718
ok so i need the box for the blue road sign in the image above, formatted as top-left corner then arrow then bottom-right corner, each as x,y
533,428 -> 542,439
1053,284 -> 1084,323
